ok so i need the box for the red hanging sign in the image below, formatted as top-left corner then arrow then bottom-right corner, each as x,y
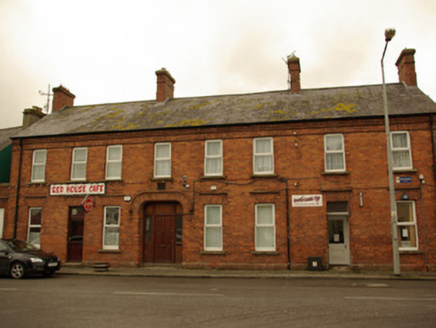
81,195 -> 94,213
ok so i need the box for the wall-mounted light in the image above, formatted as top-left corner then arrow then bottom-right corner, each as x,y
181,175 -> 190,188
359,192 -> 364,207
401,193 -> 409,200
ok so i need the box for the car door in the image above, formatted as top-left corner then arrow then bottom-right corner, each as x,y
0,242 -> 10,275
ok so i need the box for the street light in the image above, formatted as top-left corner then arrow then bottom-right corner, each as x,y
381,28 -> 401,276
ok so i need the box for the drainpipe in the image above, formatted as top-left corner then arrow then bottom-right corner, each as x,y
279,178 -> 291,270
420,181 -> 429,272
430,114 -> 436,179
13,138 -> 23,239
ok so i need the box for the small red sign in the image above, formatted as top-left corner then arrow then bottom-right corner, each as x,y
81,195 -> 93,213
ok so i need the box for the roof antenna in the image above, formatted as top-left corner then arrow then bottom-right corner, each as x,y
39,84 -> 53,114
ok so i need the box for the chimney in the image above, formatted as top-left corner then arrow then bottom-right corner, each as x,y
395,48 -> 417,87
156,68 -> 176,102
287,55 -> 301,94
22,106 -> 46,129
52,85 -> 75,112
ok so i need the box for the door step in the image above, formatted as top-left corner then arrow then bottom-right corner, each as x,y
63,262 -> 85,268
142,263 -> 181,269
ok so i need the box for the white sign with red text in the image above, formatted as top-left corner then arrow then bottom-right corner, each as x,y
292,194 -> 323,207
50,183 -> 105,196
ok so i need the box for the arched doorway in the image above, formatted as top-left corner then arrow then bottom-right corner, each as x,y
143,202 -> 183,264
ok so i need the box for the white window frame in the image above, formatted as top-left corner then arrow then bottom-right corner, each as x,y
396,201 -> 418,251
204,140 -> 223,176
204,205 -> 223,251
154,143 -> 171,178
253,137 -> 274,175
105,145 -> 123,180
28,207 -> 42,249
71,147 -> 88,181
255,204 -> 276,251
391,131 -> 413,170
0,208 -> 4,238
103,206 -> 121,250
324,134 -> 346,172
31,149 -> 47,182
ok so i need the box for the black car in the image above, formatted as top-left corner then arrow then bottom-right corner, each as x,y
0,239 -> 61,279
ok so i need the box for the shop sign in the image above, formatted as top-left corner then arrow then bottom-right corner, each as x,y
81,195 -> 93,213
50,183 -> 105,196
292,194 -> 323,207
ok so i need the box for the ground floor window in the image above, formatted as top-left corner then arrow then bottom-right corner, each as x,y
103,206 -> 120,250
255,204 -> 275,251
396,201 -> 418,250
204,205 -> 223,251
28,207 -> 42,248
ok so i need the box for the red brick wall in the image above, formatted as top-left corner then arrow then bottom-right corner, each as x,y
6,114 -> 436,271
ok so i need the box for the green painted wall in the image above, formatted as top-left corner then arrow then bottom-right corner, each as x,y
0,144 -> 12,183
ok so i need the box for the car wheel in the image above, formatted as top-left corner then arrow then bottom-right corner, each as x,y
10,262 -> 26,279
44,271 -> 53,277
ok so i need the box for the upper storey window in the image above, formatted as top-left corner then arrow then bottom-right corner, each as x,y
324,134 -> 345,172
154,143 -> 171,178
253,138 -> 274,175
71,147 -> 87,181
391,131 -> 412,170
106,145 -> 123,180
31,149 -> 46,182
204,140 -> 223,176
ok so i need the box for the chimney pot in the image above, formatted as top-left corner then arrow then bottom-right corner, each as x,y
395,48 -> 417,87
156,68 -> 176,102
52,85 -> 75,112
287,55 -> 301,94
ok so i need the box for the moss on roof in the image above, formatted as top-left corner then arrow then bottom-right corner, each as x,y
16,83 -> 436,138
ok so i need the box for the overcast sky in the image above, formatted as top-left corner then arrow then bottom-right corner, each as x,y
1,0 -> 435,129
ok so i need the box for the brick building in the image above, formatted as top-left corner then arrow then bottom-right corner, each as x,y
3,49 -> 436,272
0,107 -> 45,238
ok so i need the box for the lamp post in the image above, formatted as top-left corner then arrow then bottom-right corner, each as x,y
381,28 -> 401,276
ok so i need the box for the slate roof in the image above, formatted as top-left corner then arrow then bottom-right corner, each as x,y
15,83 -> 436,139
0,126 -> 22,149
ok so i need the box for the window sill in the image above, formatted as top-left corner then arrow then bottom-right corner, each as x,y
250,174 -> 277,179
98,249 -> 121,253
150,177 -> 173,182
393,168 -> 417,173
27,182 -> 47,186
200,251 -> 226,255
200,175 -> 226,180
251,251 -> 279,256
400,250 -> 422,255
250,190 -> 280,195
322,171 -> 350,176
104,179 -> 124,183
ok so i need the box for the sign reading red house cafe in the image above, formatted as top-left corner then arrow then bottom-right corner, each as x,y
50,183 -> 105,196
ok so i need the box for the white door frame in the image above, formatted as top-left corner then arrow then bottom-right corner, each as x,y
0,208 -> 4,238
328,216 -> 350,265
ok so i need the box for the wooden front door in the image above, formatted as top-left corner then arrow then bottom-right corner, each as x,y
154,215 -> 175,262
67,207 -> 84,262
143,202 -> 182,264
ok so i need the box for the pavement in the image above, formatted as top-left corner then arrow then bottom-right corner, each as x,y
59,263 -> 436,280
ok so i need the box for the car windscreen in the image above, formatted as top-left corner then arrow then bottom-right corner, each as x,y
5,240 -> 39,252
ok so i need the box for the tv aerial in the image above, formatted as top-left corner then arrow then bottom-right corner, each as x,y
39,84 -> 53,114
